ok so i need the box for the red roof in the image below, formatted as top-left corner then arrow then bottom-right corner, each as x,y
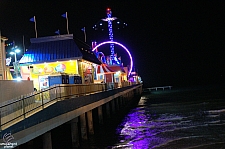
97,64 -> 114,74
108,65 -> 125,73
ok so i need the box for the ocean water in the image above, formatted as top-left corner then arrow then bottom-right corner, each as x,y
106,85 -> 225,149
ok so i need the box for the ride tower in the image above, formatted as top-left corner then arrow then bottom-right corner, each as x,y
101,8 -> 120,65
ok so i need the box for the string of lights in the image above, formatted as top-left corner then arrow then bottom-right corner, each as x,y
5,42 -> 14,47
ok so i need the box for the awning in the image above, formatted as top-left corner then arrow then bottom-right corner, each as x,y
108,65 -> 125,73
97,64 -> 114,74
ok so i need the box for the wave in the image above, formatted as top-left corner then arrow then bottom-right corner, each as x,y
108,144 -> 133,149
207,109 -> 225,114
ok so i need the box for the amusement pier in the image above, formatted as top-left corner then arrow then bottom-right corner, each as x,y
0,8 -> 142,148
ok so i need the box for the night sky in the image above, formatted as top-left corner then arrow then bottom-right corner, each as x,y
0,1 -> 225,88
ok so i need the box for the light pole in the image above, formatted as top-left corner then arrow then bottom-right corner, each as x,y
10,48 -> 20,79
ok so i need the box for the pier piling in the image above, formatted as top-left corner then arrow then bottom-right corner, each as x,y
43,131 -> 52,149
71,118 -> 80,148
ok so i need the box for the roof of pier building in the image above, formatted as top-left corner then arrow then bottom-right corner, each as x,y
19,34 -> 101,65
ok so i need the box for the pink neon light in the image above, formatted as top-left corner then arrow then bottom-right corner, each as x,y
92,41 -> 133,76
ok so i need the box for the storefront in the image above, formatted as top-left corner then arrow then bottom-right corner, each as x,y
95,64 -> 115,83
19,34 -> 101,90
108,65 -> 127,87
20,60 -> 80,89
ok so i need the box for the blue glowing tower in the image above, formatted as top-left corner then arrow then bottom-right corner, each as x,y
102,8 -> 120,65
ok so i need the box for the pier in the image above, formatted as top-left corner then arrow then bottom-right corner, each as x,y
0,82 -> 142,149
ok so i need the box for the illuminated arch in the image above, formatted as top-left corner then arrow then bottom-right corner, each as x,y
92,41 -> 133,76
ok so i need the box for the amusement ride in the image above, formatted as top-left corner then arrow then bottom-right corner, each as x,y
93,8 -> 128,65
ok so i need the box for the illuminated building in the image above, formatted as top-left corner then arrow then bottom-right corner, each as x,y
19,34 -> 101,90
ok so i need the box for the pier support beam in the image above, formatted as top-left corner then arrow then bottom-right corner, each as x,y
80,113 -> 88,140
115,97 -> 119,111
98,106 -> 103,125
105,102 -> 111,119
87,110 -> 94,135
71,117 -> 80,148
43,131 -> 52,149
120,96 -> 124,107
111,100 -> 115,114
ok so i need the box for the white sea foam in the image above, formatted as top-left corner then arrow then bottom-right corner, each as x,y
207,109 -> 225,114
206,114 -> 220,118
207,123 -> 225,126
155,116 -> 184,122
207,120 -> 221,124
110,144 -> 133,149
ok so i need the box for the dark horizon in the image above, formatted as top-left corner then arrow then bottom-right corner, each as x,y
1,1 -> 225,88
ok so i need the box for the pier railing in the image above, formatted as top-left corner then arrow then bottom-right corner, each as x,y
0,81 -> 137,130
146,86 -> 172,91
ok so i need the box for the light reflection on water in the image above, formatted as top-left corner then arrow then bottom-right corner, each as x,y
111,90 -> 225,149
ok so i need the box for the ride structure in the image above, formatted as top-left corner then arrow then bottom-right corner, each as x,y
92,8 -> 142,83
101,8 -> 119,65
93,8 -> 127,66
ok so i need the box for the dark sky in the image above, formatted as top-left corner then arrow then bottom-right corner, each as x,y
1,1 -> 225,87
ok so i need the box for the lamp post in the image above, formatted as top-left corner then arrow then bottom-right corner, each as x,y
10,48 -> 20,79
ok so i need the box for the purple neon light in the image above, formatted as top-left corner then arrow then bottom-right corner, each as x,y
92,41 -> 133,76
